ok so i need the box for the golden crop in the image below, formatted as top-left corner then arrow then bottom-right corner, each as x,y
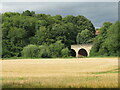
1,58 -> 118,88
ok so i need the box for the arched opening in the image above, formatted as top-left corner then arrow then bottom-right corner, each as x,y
70,49 -> 76,57
78,48 -> 88,57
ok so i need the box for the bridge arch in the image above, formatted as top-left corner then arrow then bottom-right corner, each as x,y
78,48 -> 88,57
70,49 -> 76,57
71,44 -> 93,57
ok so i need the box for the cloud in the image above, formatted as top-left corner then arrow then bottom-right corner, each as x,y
1,2 -> 118,27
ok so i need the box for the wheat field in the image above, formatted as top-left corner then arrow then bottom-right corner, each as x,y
1,58 -> 119,88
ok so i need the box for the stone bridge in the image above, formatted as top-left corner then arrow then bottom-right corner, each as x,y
71,44 -> 93,57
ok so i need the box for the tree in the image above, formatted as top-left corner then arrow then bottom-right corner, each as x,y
2,39 -> 23,58
63,15 -> 95,37
36,14 -> 48,20
35,20 -> 47,30
99,22 -> 112,38
22,44 -> 39,58
38,44 -> 51,58
2,40 -> 14,58
76,15 -> 95,35
63,15 -> 76,24
76,29 -> 93,44
53,15 -> 62,21
33,23 -> 77,47
49,41 -> 64,58
2,10 -> 96,58
61,48 -> 70,58
103,21 -> 120,56
34,26 -> 52,45
22,10 -> 35,17
8,27 -> 26,44
2,12 -> 20,19
90,21 -> 119,56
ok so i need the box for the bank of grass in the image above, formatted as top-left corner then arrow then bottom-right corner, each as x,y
87,56 -> 119,58
2,57 -> 42,60
91,68 -> 119,74
2,75 -> 118,88
2,56 -> 118,60
2,56 -> 75,60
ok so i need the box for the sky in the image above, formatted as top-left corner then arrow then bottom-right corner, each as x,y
1,0 -> 119,2
0,1 -> 119,28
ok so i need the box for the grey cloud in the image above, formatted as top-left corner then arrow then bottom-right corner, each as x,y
2,2 -> 118,27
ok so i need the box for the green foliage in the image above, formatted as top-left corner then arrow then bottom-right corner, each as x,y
33,23 -> 77,47
22,44 -> 39,58
90,21 -> 119,56
22,41 -> 70,58
49,41 -> 64,58
63,15 -> 76,24
76,29 -> 93,44
2,12 -> 20,18
103,21 -> 120,56
8,27 -> 26,42
63,15 -> 95,36
53,15 -> 62,21
90,22 -> 112,56
2,11 -> 37,58
76,15 -> 95,35
22,10 -> 35,17
38,44 -> 51,58
61,48 -> 70,58
2,40 -> 23,58
99,22 -> 112,39
2,10 -> 118,58
2,10 -> 95,58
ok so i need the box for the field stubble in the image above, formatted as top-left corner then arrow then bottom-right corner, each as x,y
1,58 -> 118,88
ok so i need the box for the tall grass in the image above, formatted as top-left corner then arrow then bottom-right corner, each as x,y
2,58 -> 118,88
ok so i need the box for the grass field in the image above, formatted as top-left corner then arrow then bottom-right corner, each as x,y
1,58 -> 119,88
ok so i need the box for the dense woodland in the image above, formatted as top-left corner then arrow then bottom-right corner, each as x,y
90,21 -> 120,56
2,10 -> 119,58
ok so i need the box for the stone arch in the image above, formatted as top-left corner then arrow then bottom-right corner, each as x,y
78,48 -> 88,57
70,49 -> 76,57
71,44 -> 93,57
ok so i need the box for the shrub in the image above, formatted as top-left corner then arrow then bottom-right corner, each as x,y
49,41 -> 64,58
22,44 -> 39,58
61,48 -> 70,58
22,41 -> 71,58
38,45 -> 51,58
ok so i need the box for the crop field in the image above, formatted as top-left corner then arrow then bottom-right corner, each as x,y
1,58 -> 119,88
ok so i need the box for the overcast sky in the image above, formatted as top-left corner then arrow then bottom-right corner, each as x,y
1,1 -> 118,28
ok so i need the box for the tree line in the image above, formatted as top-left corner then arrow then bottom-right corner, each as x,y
2,10 -> 95,58
90,21 -> 120,57
2,10 -> 119,58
